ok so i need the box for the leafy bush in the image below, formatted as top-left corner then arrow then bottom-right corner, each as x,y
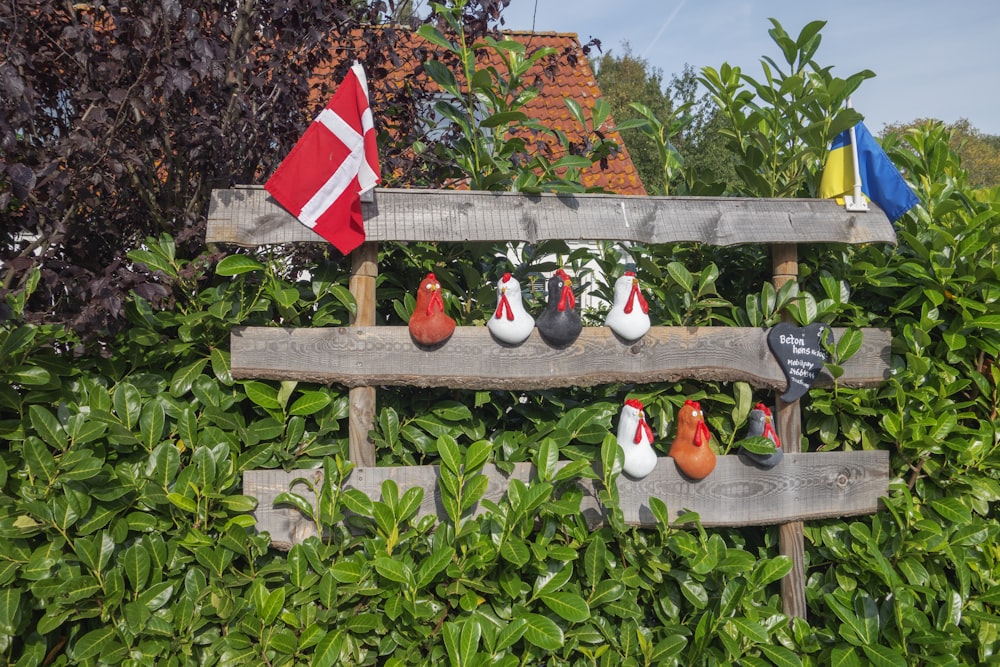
3,14 -> 1000,667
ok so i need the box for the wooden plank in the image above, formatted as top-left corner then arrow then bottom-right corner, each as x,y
348,242 -> 378,466
230,325 -> 890,390
207,187 -> 897,247
245,451 -> 890,549
771,242 -> 807,619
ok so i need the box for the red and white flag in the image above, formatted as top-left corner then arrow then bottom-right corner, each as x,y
265,62 -> 381,255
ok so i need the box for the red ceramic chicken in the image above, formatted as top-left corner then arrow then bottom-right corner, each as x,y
668,399 -> 716,480
408,272 -> 455,347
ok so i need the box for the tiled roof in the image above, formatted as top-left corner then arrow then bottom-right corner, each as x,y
314,28 -> 645,195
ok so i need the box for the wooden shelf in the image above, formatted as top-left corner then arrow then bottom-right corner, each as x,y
208,187 -> 897,247
231,325 -> 891,390
245,451 -> 890,550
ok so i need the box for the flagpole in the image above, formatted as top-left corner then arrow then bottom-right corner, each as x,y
844,98 -> 869,212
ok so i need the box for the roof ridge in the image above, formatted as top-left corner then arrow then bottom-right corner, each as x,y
358,23 -> 580,40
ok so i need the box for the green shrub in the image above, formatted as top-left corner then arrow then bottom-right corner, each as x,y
3,14 -> 1000,667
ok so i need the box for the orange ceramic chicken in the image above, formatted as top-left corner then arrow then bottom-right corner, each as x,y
668,399 -> 716,480
408,273 -> 455,347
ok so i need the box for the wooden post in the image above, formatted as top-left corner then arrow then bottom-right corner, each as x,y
771,243 -> 807,620
348,242 -> 378,466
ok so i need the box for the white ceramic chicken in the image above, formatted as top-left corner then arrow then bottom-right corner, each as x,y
487,272 -> 535,345
605,271 -> 650,341
616,398 -> 658,479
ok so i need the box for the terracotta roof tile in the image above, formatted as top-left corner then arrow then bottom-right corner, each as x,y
315,27 -> 645,195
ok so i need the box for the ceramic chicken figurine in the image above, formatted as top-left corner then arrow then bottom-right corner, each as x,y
668,399 -> 716,480
535,269 -> 582,347
408,272 -> 455,347
487,272 -> 534,345
604,270 -> 651,341
616,398 -> 658,479
740,403 -> 783,468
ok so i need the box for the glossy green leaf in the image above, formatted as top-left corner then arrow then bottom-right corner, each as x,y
930,497 -> 971,524
166,492 -> 197,512
58,450 -> 104,481
500,539 -> 530,567
29,405 -> 66,450
123,543 -> 151,590
313,629 -> 345,667
374,556 -> 414,587
588,579 -> 625,608
536,438 -> 558,482
416,546 -> 454,588
464,439 -> 492,473
540,592 -> 590,622
584,537 -> 606,583
331,559 -> 364,584
750,555 -> 793,588
112,382 -> 142,429
759,644 -> 803,667
261,586 -> 286,625
24,437 -> 57,482
521,613 -> 563,650
494,617 -> 528,652
481,111 -> 529,128
140,399 -> 165,450
8,365 -> 50,385
73,626 -> 117,660
830,647 -> 863,667
170,358 -> 208,397
0,324 -> 36,359
461,618 -> 482,664
216,254 -> 265,276
859,644 -> 907,667
289,390 -> 332,416
438,435 -> 461,475
243,380 -> 280,410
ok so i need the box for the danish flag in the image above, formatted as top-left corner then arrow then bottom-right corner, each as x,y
264,62 -> 381,255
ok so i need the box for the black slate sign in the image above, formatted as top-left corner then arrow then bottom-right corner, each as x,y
767,322 -> 833,402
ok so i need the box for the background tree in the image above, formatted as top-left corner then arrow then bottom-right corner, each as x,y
592,45 -> 674,193
594,50 -> 738,194
665,65 -> 741,193
883,118 -> 1000,188
0,0 -> 385,336
0,0 -> 521,339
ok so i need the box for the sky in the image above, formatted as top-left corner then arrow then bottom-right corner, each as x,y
494,0 -> 1000,135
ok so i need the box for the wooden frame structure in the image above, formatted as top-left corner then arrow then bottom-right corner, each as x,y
208,186 -> 896,619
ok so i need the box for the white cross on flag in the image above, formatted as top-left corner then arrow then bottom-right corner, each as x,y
265,62 -> 381,255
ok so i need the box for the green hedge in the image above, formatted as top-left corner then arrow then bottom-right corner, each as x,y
3,127 -> 1000,666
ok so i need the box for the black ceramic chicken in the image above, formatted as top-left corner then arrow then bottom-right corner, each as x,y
740,402 -> 783,468
535,268 -> 582,347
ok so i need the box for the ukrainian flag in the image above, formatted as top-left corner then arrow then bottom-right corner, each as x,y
820,121 -> 919,223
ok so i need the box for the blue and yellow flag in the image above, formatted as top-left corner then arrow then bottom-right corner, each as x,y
820,121 -> 918,223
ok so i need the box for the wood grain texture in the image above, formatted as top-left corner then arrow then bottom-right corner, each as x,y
244,451 -> 890,550
207,187 -> 897,247
348,243 -> 378,466
772,243 -> 807,619
230,325 -> 890,390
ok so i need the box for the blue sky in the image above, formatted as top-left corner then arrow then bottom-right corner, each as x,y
496,0 -> 1000,135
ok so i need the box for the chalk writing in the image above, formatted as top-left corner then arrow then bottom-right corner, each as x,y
766,323 -> 833,402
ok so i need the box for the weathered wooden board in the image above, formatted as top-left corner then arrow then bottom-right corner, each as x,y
245,451 -> 890,549
230,325 -> 890,390
207,187 -> 897,247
